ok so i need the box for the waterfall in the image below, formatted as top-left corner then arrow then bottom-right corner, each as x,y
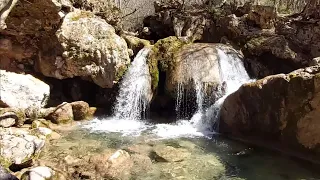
195,48 -> 251,132
113,47 -> 152,120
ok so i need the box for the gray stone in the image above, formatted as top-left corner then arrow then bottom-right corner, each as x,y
0,70 -> 50,108
0,133 -> 45,165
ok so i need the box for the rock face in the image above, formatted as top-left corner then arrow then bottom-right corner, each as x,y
0,70 -> 50,108
37,9 -> 130,88
220,66 -> 320,154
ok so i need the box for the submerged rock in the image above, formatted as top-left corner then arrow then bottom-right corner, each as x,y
152,145 -> 191,162
0,70 -> 50,109
220,66 -> 320,154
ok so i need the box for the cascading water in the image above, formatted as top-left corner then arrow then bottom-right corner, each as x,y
113,47 -> 152,120
191,48 -> 251,133
85,45 -> 251,138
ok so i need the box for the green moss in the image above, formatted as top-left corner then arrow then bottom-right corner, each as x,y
147,36 -> 190,91
115,65 -> 128,81
14,108 -> 26,127
71,11 -> 94,21
246,36 -> 268,49
0,155 -> 12,169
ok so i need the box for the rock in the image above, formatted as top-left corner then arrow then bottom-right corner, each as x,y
107,150 -> 131,165
309,57 -> 320,66
37,9 -> 130,88
220,66 -> 320,154
247,5 -> 277,29
0,165 -> 18,180
91,149 -> 152,180
69,0 -> 121,26
152,145 -> 191,162
0,70 -> 50,108
31,119 -> 53,129
0,0 -> 18,29
0,108 -> 26,127
150,40 -> 243,98
122,35 -> 151,55
0,133 -> 45,167
0,112 -> 16,128
21,166 -> 55,180
70,101 -> 89,120
48,103 -> 74,124
34,127 -> 53,137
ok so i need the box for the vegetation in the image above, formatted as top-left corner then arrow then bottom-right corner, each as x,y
147,36 -> 190,91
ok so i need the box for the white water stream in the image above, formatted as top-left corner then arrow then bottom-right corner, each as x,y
84,47 -> 251,138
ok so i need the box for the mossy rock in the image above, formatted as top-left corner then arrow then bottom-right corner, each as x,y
147,36 -> 190,91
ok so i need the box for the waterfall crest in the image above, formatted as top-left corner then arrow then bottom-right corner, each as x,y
113,47 -> 152,120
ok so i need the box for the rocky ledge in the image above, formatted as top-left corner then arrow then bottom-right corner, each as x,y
220,65 -> 320,158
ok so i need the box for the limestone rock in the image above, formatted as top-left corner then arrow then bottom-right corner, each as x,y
21,166 -> 55,180
220,66 -> 320,154
0,112 -> 16,128
37,9 -> 130,88
0,70 -> 50,109
34,127 -> 53,136
0,0 -> 18,29
48,103 -> 74,124
70,101 -> 89,120
0,133 -> 45,166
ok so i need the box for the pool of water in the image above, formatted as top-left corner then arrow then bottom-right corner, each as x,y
40,118 -> 320,180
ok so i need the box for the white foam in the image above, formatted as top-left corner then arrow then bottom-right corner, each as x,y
83,118 -> 150,136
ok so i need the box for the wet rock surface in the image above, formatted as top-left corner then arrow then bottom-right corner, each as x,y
220,66 -> 320,155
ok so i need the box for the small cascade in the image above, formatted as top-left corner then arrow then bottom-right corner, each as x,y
197,48 -> 251,132
175,47 -> 251,134
113,47 -> 152,120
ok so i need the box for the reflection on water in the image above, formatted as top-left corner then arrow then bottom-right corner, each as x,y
40,123 -> 320,180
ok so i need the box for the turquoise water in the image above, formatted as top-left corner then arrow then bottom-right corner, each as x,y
42,122 -> 320,180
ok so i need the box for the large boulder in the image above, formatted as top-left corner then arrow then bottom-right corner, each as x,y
37,9 -> 130,88
0,132 -> 45,167
220,66 -> 320,155
149,38 -> 244,96
0,70 -> 50,108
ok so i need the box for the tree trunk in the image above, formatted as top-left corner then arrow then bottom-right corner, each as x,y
302,0 -> 320,18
